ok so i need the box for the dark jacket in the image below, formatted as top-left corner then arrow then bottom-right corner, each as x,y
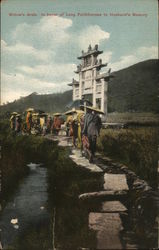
83,113 -> 102,137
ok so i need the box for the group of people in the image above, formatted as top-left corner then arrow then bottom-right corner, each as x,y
65,106 -> 102,163
10,106 -> 103,163
10,109 -> 64,135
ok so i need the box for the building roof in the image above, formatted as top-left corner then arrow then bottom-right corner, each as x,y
74,62 -> 107,73
96,72 -> 114,80
77,50 -> 103,59
77,44 -> 103,59
68,79 -> 79,86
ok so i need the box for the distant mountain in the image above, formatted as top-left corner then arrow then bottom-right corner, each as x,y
0,91 -> 72,115
0,59 -> 159,115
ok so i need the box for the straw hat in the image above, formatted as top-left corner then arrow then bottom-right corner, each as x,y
53,112 -> 62,116
76,110 -> 84,114
26,108 -> 34,112
11,112 -> 18,115
32,112 -> 39,116
65,109 -> 84,115
80,105 -> 104,114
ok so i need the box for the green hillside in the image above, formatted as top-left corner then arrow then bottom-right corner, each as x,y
0,59 -> 158,115
108,59 -> 159,113
0,91 -> 72,115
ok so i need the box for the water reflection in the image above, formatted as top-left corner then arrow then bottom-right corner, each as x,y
0,163 -> 51,250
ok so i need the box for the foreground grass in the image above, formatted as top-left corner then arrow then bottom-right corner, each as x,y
97,127 -> 159,188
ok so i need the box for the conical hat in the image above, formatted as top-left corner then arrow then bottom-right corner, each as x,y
11,112 -> 18,115
65,109 -> 84,115
76,110 -> 84,114
64,109 -> 75,115
32,113 -> 39,116
26,108 -> 34,112
80,105 -> 104,114
53,113 -> 62,116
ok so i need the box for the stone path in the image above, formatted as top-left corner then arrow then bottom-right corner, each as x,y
89,213 -> 123,249
70,149 -> 103,173
46,135 -> 137,249
104,173 -> 129,191
67,143 -> 130,249
101,201 -> 127,213
87,175 -> 128,250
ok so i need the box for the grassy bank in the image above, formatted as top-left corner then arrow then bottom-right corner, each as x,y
97,127 -> 159,188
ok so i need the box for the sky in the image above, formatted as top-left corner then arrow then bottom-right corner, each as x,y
1,0 -> 158,104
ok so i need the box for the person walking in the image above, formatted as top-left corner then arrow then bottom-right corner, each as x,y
52,114 -> 62,135
65,114 -> 73,136
15,114 -> 22,133
10,112 -> 17,131
77,110 -> 84,150
71,114 -> 78,148
82,107 -> 102,163
26,110 -> 33,134
46,116 -> 53,134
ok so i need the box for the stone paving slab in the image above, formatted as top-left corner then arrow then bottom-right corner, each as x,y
89,212 -> 123,249
70,149 -> 103,173
104,173 -> 129,191
101,201 -> 127,212
79,190 -> 127,200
